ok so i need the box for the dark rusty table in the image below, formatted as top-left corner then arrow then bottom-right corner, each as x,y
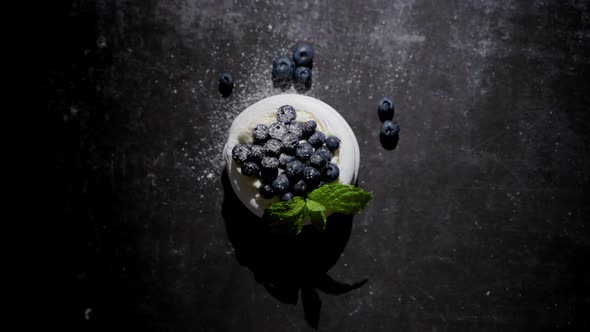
18,0 -> 590,331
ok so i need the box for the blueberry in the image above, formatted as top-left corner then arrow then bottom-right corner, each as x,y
325,136 -> 340,151
218,72 -> 234,96
281,133 -> 300,153
278,153 -> 295,168
258,183 -> 275,199
260,156 -> 279,173
241,162 -> 260,177
260,169 -> 278,183
378,97 -> 395,121
295,142 -> 314,161
288,121 -> 304,139
322,163 -> 340,181
293,66 -> 312,89
308,131 -> 326,148
309,152 -> 327,169
272,56 -> 295,80
303,166 -> 321,186
271,174 -> 290,194
302,120 -> 317,138
292,179 -> 308,196
292,42 -> 314,68
281,192 -> 294,201
315,146 -> 332,161
268,122 -> 288,140
380,120 -> 400,137
231,144 -> 250,164
263,139 -> 283,157
252,124 -> 269,143
277,105 -> 297,123
285,160 -> 305,180
248,144 -> 264,163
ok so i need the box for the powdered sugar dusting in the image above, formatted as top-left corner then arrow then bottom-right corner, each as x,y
187,42 -> 306,187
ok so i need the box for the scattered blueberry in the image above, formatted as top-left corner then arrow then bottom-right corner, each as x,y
281,132 -> 300,152
322,163 -> 340,181
293,66 -> 312,90
231,144 -> 250,164
325,136 -> 340,151
303,166 -> 321,185
285,160 -> 305,180
302,120 -> 317,138
309,152 -> 327,169
315,146 -> 332,161
380,120 -> 400,137
272,56 -> 295,80
263,139 -> 283,157
278,153 -> 295,168
252,124 -> 269,143
241,162 -> 260,177
271,174 -> 290,194
295,142 -> 314,161
308,131 -> 326,148
288,121 -> 304,139
248,144 -> 264,163
377,97 -> 395,121
281,192 -> 294,201
259,183 -> 275,199
260,156 -> 279,173
292,179 -> 308,196
268,122 -> 288,140
277,105 -> 297,123
218,72 -> 234,96
292,42 -> 314,68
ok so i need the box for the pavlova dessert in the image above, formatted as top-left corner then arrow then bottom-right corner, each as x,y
224,94 -> 371,234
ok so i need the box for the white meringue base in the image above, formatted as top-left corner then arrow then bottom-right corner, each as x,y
224,94 -> 360,217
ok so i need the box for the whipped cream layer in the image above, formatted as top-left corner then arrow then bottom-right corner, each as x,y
224,94 -> 360,217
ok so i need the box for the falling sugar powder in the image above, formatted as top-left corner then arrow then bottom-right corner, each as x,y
187,41 -> 311,187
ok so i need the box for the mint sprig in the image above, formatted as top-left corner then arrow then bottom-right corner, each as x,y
263,184 -> 373,234
306,199 -> 327,231
263,196 -> 306,235
307,184 -> 373,215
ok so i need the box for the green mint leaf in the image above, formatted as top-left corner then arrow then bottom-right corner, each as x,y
263,197 -> 307,235
306,199 -> 327,231
307,184 -> 372,215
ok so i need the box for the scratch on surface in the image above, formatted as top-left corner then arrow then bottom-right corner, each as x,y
391,34 -> 426,42
470,126 -> 512,151
416,286 -> 436,301
348,303 -> 362,316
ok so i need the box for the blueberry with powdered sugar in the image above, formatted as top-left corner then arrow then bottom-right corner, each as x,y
231,144 -> 250,164
288,121 -> 304,139
278,153 -> 295,168
277,105 -> 297,123
252,124 -> 269,143
263,139 -> 283,157
248,144 -> 264,163
281,132 -> 300,153
268,122 -> 288,140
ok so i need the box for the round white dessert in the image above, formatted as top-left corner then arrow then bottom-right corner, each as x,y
224,94 -> 360,217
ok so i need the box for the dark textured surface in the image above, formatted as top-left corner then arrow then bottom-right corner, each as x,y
22,0 -> 590,330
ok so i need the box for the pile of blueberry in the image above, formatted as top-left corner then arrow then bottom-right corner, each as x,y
232,105 -> 341,201
272,43 -> 314,91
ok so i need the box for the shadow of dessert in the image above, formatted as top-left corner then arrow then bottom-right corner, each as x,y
221,169 -> 367,329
